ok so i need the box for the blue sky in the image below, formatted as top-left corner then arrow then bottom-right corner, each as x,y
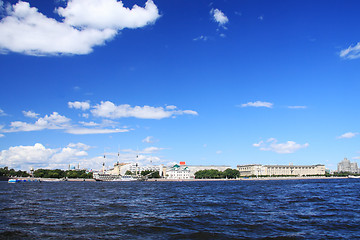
1,0 -> 360,171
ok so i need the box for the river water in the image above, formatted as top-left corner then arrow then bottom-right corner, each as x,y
1,179 -> 360,239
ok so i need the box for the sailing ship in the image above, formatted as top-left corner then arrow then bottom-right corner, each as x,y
93,150 -> 143,181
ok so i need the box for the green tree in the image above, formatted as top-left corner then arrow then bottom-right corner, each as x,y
125,170 -> 133,175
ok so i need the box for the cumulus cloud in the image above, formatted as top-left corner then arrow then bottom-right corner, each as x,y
0,143 -> 57,169
3,112 -> 71,132
0,1 -> 116,55
1,111 -> 129,135
0,142 -> 94,170
0,0 -> 160,56
57,0 -> 160,30
68,101 -> 90,110
240,101 -> 273,108
210,8 -> 228,27
91,101 -> 198,119
340,42 -> 360,59
253,138 -> 309,154
22,110 -> 40,118
337,132 -> 358,139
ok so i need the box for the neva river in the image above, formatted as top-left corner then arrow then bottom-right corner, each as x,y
1,179 -> 360,239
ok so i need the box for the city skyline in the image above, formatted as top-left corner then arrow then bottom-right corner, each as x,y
1,0 -> 360,171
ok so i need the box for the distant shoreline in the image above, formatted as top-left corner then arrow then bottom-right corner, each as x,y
3,176 -> 350,182
147,176 -> 349,182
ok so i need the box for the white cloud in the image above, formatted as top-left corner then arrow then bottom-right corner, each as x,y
253,138 -> 309,154
57,0 -> 160,30
0,142 -> 95,170
142,146 -> 163,154
66,128 -> 129,135
0,0 -> 160,56
340,42 -> 360,59
216,150 -> 222,154
142,136 -> 155,143
0,1 -> 116,55
22,110 -> 40,118
2,111 -> 127,135
91,101 -> 198,119
67,142 -> 91,151
0,108 -> 7,116
50,147 -> 88,164
337,132 -> 358,139
288,106 -> 307,109
0,134 -> 4,138
0,143 -> 57,169
193,35 -> 208,41
79,121 -> 100,127
82,113 -> 89,118
240,101 -> 273,108
252,140 -> 263,147
3,112 -> 71,132
68,101 -> 90,110
210,8 -> 228,27
166,105 -> 177,110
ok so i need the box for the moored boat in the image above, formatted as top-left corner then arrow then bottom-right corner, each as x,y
348,175 -> 360,179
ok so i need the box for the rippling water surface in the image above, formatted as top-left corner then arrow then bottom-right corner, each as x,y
1,179 -> 360,239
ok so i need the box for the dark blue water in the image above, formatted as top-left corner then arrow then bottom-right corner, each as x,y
1,179 -> 360,239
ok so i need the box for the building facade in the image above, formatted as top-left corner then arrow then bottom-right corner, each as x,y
337,158 -> 359,173
166,164 -> 191,179
237,164 -> 326,177
166,162 -> 231,179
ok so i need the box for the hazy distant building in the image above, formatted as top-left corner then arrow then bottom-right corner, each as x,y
106,162 -> 165,177
337,158 -> 359,173
237,164 -> 325,177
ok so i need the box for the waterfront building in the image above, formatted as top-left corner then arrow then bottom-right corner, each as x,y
166,162 -> 231,179
237,164 -> 325,177
166,164 -> 190,179
114,162 -> 165,177
337,158 -> 359,173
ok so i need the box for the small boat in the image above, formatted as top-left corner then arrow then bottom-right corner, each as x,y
348,175 -> 360,179
8,178 -> 41,183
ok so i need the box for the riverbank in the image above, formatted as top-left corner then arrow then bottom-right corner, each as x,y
5,176 -> 350,182
6,177 -> 95,182
147,176 -> 348,182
